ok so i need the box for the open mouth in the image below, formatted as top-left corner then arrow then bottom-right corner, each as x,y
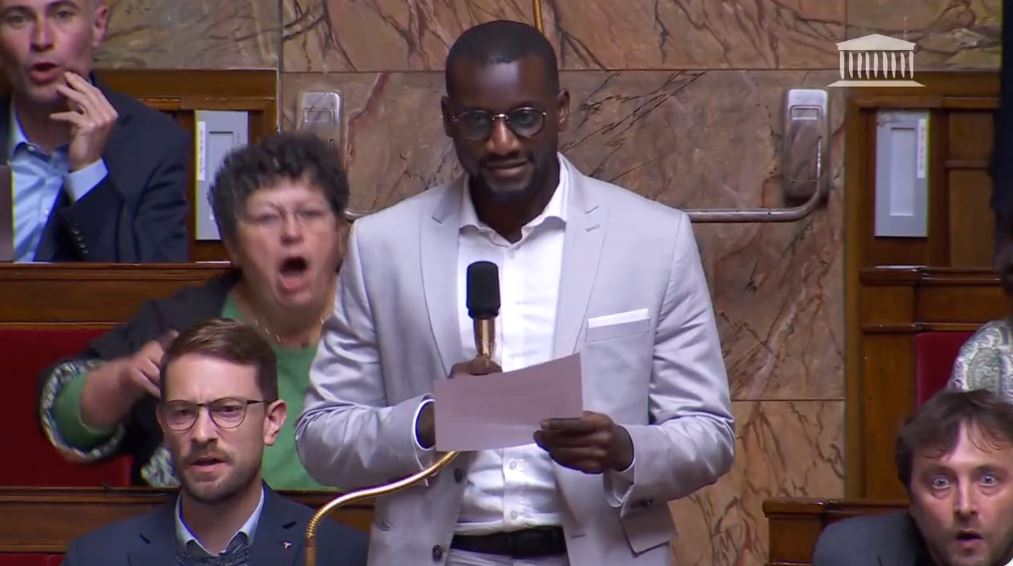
278,255 -> 311,293
188,454 -> 227,471
280,256 -> 308,276
28,63 -> 60,82
955,530 -> 984,547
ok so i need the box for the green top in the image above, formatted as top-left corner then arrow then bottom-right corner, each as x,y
51,293 -> 325,490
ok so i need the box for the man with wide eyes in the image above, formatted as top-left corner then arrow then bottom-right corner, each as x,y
815,389 -> 1013,566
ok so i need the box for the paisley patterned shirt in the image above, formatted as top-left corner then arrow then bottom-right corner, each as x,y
949,319 -> 1013,401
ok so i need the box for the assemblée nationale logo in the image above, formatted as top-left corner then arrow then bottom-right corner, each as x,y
829,34 -> 924,88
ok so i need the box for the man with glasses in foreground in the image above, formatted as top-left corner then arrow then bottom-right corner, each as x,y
63,318 -> 367,566
298,19 -> 733,566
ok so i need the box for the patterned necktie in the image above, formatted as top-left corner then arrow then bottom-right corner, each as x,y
176,532 -> 251,566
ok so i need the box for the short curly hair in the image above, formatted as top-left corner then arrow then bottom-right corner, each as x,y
209,132 -> 349,242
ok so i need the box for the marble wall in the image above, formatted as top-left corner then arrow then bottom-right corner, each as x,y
97,0 -> 1001,564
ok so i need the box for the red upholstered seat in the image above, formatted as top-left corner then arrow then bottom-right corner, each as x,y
914,331 -> 975,407
0,555 -> 61,565
0,327 -> 131,486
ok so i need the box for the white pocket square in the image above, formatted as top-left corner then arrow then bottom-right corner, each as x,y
587,308 -> 649,329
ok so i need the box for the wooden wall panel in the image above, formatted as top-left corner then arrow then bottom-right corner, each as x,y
948,170 -> 995,267
845,73 -> 1002,498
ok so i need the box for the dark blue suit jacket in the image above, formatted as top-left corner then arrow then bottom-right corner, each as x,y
1,85 -> 190,262
61,488 -> 369,566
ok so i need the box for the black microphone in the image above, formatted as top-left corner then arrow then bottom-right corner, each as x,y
466,261 -> 500,360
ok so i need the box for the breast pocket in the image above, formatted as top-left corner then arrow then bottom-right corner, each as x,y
585,309 -> 651,343
581,310 -> 653,420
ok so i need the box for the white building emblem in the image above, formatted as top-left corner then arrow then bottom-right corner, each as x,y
829,34 -> 923,88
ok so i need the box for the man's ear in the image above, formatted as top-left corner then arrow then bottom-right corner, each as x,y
441,96 -> 453,138
556,88 -> 570,132
262,399 -> 287,446
335,217 -> 351,268
155,404 -> 168,435
92,2 -> 110,49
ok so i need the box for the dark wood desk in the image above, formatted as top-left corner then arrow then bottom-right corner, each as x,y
0,487 -> 372,553
764,498 -> 906,565
0,263 -> 227,325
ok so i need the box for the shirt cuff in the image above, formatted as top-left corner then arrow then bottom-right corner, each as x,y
605,455 -> 636,508
412,397 -> 435,467
65,158 -> 108,202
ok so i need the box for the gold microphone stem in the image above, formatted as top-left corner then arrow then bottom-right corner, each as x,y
305,450 -> 460,566
532,0 -> 544,33
474,318 -> 494,359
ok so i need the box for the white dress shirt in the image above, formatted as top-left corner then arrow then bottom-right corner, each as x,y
452,165 -> 570,535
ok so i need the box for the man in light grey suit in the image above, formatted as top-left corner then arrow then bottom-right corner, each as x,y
814,390 -> 1013,566
296,20 -> 734,566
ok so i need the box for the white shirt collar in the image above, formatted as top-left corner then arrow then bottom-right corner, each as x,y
175,485 -> 266,554
459,153 -> 569,233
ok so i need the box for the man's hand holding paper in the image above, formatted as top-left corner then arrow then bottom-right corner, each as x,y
433,353 -> 585,452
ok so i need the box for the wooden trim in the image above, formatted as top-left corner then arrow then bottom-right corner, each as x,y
844,96 -> 866,497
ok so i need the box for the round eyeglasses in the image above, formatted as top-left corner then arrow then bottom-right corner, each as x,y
450,107 -> 548,141
162,397 -> 267,431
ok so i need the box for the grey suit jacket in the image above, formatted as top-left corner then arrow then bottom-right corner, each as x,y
813,511 -> 929,566
61,488 -> 368,566
296,155 -> 735,565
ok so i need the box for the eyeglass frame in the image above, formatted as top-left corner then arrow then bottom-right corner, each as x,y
448,106 -> 549,141
238,204 -> 335,232
160,397 -> 269,432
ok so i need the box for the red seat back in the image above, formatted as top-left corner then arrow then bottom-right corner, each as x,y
0,555 -> 62,565
0,327 -> 131,486
914,331 -> 975,406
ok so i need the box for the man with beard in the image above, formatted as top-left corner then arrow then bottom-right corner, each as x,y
62,319 -> 367,566
297,20 -> 733,566
814,389 -> 1013,566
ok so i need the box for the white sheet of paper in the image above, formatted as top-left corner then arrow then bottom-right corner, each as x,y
434,353 -> 583,451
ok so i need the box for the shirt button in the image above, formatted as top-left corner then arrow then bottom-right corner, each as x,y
510,511 -> 518,520
509,461 -> 518,470
431,544 -> 444,561
453,468 -> 465,483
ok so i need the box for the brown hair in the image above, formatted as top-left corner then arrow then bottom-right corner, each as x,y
159,318 -> 278,401
896,389 -> 1013,489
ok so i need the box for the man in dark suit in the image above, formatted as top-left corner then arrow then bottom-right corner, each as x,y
814,389 -> 1013,566
63,319 -> 367,566
0,0 -> 188,262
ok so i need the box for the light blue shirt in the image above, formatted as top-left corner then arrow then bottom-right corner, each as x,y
175,485 -> 266,556
9,102 -> 108,261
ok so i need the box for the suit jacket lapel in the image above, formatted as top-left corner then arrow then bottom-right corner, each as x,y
249,490 -> 304,566
553,157 -> 606,358
127,500 -> 178,566
421,179 -> 465,376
